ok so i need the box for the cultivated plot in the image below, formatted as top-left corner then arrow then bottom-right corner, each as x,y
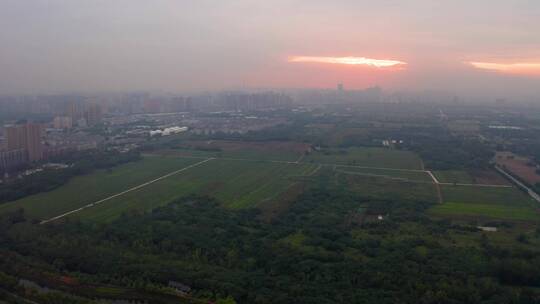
72,159 -> 319,222
429,185 -> 539,221
160,140 -> 311,162
337,173 -> 439,203
304,147 -> 424,170
0,157 -> 200,219
440,185 -> 532,206
434,170 -> 475,184
431,202 -> 539,221
335,166 -> 432,182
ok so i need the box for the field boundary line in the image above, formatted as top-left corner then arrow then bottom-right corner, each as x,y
335,169 -> 430,184
148,154 -> 512,188
438,182 -> 513,188
40,158 -> 214,224
426,171 -> 440,184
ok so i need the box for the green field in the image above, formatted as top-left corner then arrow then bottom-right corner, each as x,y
440,185 -> 533,206
73,159 -> 318,222
429,184 -> 539,221
334,166 -> 432,182
1,155 -> 318,223
434,170 -> 475,184
304,147 -> 423,170
337,173 -> 439,203
430,202 -> 540,221
0,156 -> 200,219
150,147 -> 302,162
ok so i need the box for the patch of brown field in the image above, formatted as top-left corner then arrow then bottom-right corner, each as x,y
470,169 -> 511,185
258,183 -> 305,222
495,152 -> 540,184
447,120 -> 480,133
181,140 -> 312,154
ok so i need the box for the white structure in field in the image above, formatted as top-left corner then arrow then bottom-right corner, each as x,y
150,126 -> 188,137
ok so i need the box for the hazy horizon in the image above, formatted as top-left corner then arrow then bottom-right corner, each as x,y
1,0 -> 540,100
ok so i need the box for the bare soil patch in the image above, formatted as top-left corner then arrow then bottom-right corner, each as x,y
470,169 -> 511,185
495,152 -> 540,184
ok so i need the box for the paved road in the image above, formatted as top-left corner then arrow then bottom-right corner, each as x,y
495,165 -> 540,203
40,158 -> 214,224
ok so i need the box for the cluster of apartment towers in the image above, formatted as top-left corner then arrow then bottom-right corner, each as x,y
0,103 -> 103,173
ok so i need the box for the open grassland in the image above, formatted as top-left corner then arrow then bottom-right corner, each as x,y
430,202 -> 540,221
73,159 -> 319,222
0,156 -> 200,219
434,170 -> 475,184
304,147 -> 423,170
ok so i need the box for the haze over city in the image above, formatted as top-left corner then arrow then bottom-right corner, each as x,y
1,0 -> 540,101
4,2 -> 540,303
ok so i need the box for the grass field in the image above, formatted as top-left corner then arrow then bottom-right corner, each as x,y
440,185 -> 533,206
304,147 -> 423,170
434,170 -> 475,184
0,156 -> 200,219
335,167 -> 432,182
146,148 -> 302,162
428,184 -> 539,221
430,202 -> 540,221
4,142 -> 533,225
337,173 -> 439,203
73,159 -> 318,222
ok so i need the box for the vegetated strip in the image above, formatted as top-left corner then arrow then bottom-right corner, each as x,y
40,158 -> 214,224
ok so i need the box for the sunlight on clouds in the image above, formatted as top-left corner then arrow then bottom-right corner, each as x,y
289,56 -> 406,68
469,61 -> 540,75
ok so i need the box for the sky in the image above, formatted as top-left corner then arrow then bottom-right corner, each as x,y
1,0 -> 540,100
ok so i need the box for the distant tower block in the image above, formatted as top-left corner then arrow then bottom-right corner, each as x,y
337,83 -> 344,91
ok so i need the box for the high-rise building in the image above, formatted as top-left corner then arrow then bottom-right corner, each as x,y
5,123 -> 43,162
0,149 -> 27,172
85,104 -> 103,126
5,125 -> 27,151
53,116 -> 73,129
66,102 -> 82,121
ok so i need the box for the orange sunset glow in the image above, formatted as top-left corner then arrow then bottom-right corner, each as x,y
469,61 -> 540,75
289,56 -> 407,68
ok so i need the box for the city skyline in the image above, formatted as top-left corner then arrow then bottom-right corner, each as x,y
1,1 -> 540,100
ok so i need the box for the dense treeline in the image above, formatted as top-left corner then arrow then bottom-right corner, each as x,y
2,188 -> 540,303
0,150 -> 141,204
